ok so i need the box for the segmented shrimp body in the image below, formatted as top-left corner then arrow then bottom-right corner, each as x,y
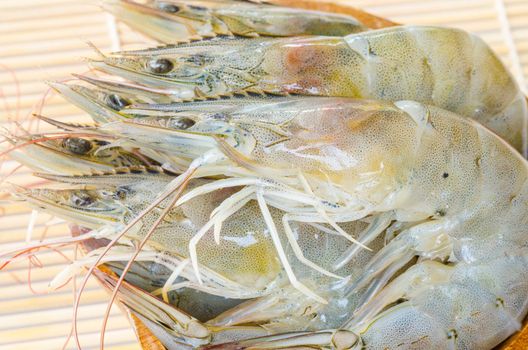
102,0 -> 368,42
181,98 -> 528,349
37,97 -> 527,350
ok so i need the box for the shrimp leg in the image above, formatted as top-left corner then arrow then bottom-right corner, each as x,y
209,252 -> 528,349
256,191 -> 326,304
201,330 -> 362,350
332,212 -> 393,271
94,267 -> 270,349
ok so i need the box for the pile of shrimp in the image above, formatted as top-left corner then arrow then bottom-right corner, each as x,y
2,1 -> 528,349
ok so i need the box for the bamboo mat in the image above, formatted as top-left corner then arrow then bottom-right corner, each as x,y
0,1 -> 527,349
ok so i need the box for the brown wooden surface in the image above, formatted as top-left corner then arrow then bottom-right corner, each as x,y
500,326 -> 528,350
130,315 -> 165,350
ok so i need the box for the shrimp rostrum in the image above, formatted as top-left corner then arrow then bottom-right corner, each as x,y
68,95 -> 528,349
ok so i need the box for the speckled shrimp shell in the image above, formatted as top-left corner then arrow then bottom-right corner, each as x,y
102,0 -> 368,42
134,97 -> 528,350
4,1 -> 528,349
90,25 -> 528,155
27,97 -> 528,350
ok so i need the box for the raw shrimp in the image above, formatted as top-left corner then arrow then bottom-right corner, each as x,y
21,161 -> 378,295
93,268 -> 267,349
17,170 -> 283,294
157,97 -> 527,350
9,148 -> 382,348
101,0 -> 368,43
91,25 -> 527,153
53,96 -> 528,349
196,98 -> 528,348
208,253 -> 528,349
48,80 -> 177,124
4,1 -> 527,349
50,176 -> 379,349
0,127 -> 156,174
92,253 -> 379,349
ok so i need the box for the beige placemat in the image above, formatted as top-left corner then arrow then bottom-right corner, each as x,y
0,1 -> 527,349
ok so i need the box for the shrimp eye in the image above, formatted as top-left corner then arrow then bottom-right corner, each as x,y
106,94 -> 130,110
147,58 -> 174,74
157,2 -> 180,13
63,137 -> 93,155
114,187 -> 129,200
169,117 -> 195,130
71,193 -> 94,207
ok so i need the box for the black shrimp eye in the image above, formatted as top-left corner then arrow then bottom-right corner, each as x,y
106,94 -> 130,110
157,2 -> 180,13
113,188 -> 129,200
169,117 -> 195,130
147,58 -> 174,74
63,137 -> 93,155
71,193 -> 94,207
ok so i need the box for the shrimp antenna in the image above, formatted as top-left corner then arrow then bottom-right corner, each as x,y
86,41 -> 107,59
69,179 -> 179,349
69,152 -> 210,349
99,168 -> 196,349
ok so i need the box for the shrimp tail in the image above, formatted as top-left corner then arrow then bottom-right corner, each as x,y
343,237 -> 415,297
